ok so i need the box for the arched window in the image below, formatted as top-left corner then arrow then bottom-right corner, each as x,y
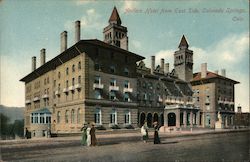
72,64 -> 75,72
72,78 -> 75,86
66,67 -> 69,75
65,110 -> 69,123
124,110 -> 131,124
58,72 -> 61,79
95,108 -> 102,125
95,90 -> 101,99
77,108 -> 80,124
109,91 -> 116,100
124,92 -> 130,102
57,111 -> 61,123
110,109 -> 117,124
71,109 -> 75,124
78,61 -> 81,70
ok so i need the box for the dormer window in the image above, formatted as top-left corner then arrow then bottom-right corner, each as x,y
94,63 -> 100,71
110,65 -> 115,74
124,68 -> 129,76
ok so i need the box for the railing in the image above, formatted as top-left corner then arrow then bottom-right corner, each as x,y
33,97 -> 40,102
63,88 -> 69,93
75,84 -> 81,90
123,87 -> 133,93
109,85 -> 119,91
93,83 -> 104,89
25,100 -> 31,104
42,94 -> 49,99
55,90 -> 60,96
68,86 -> 75,91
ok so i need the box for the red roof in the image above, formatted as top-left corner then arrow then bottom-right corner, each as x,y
178,35 -> 189,48
192,71 -> 239,84
109,6 -> 121,25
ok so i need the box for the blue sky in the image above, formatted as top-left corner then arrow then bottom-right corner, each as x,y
0,0 -> 249,112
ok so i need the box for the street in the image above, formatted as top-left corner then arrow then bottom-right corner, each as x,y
1,131 -> 249,162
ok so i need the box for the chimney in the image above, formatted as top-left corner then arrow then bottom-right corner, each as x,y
221,69 -> 226,77
215,70 -> 218,74
201,63 -> 207,78
40,48 -> 46,66
151,56 -> 155,74
32,56 -> 36,71
160,58 -> 164,72
75,20 -> 80,43
164,63 -> 169,74
120,36 -> 128,50
61,31 -> 67,53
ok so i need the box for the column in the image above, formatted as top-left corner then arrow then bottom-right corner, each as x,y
190,111 -> 193,127
196,111 -> 200,127
183,111 -> 187,128
164,111 -> 168,127
176,110 -> 180,128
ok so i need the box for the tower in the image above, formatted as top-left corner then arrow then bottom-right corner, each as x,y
174,35 -> 193,82
103,6 -> 128,50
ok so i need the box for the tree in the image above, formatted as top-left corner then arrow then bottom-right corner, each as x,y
0,113 -> 10,138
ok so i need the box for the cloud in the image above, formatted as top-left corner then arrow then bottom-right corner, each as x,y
153,32 -> 249,112
122,0 -> 139,12
75,0 -> 95,6
64,8 -> 105,39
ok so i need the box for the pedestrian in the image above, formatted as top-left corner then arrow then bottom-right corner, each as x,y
90,122 -> 97,146
153,121 -> 161,144
80,123 -> 88,146
141,122 -> 149,143
86,123 -> 91,146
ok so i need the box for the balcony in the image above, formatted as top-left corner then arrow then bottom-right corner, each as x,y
93,83 -> 104,89
123,87 -> 133,93
33,97 -> 40,102
63,88 -> 69,93
158,97 -> 163,102
42,94 -> 49,99
218,100 -> 224,104
109,85 -> 119,91
68,86 -> 75,91
229,101 -> 234,105
55,90 -> 60,96
75,84 -> 81,90
25,100 -> 31,104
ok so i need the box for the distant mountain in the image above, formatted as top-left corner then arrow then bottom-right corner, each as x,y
0,105 -> 24,123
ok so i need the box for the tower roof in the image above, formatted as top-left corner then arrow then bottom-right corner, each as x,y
178,35 -> 189,48
109,6 -> 122,25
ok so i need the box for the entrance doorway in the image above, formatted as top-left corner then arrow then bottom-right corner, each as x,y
168,113 -> 176,126
147,113 -> 152,127
140,112 -> 146,127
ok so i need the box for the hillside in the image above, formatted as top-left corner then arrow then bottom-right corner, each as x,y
0,105 -> 24,123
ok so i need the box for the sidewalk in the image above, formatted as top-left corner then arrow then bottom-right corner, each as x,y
1,128 -> 249,148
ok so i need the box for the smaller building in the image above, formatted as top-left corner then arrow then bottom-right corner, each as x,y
234,106 -> 250,128
191,63 -> 239,128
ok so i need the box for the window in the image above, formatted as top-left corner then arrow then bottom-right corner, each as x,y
143,93 -> 147,100
142,82 -> 146,88
58,84 -> 61,91
110,109 -> 117,124
95,108 -> 101,125
124,80 -> 129,88
124,92 -> 130,102
197,97 -> 199,102
78,76 -> 81,84
94,63 -> 100,71
71,109 -> 75,124
109,91 -> 116,100
72,78 -> 75,86
66,67 -> 69,75
58,72 -> 61,79
110,78 -> 116,86
94,76 -> 101,84
110,65 -> 115,74
77,108 -> 80,124
40,113 -> 45,123
57,111 -> 61,123
72,64 -> 75,72
124,68 -> 129,76
66,80 -> 69,88
54,80 -> 56,87
95,90 -> 101,99
124,110 -> 130,124
44,78 -> 46,85
47,77 -> 49,84
148,82 -> 153,89
78,61 -> 81,70
65,110 -> 69,123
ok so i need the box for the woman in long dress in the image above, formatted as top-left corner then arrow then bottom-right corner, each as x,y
153,122 -> 161,144
90,123 -> 97,146
81,123 -> 87,146
86,123 -> 91,146
141,122 -> 148,143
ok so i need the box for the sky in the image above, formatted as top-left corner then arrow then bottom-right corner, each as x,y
0,0 -> 249,112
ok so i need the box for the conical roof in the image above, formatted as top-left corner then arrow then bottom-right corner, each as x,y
178,35 -> 189,48
109,6 -> 122,25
